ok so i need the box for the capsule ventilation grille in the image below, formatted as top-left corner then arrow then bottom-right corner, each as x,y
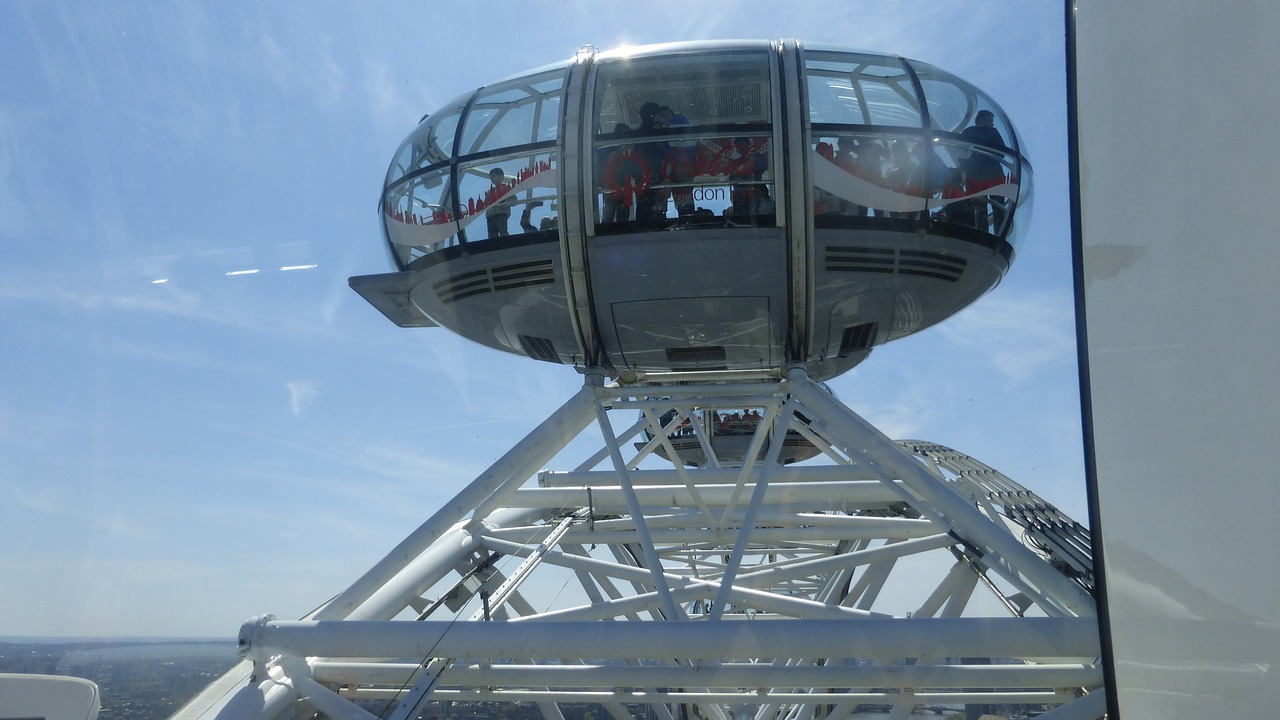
434,259 -> 556,304
825,246 -> 966,282
518,335 -> 561,363
838,322 -> 878,357
665,346 -> 727,364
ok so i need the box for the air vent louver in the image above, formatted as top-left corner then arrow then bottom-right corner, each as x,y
839,322 -> 878,357
825,246 -> 966,282
434,259 -> 555,303
665,346 -> 727,364
518,335 -> 561,363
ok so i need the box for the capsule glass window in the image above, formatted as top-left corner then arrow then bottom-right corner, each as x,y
590,50 -> 775,231
385,93 -> 469,187
455,152 -> 560,242
383,167 -> 458,267
458,68 -> 567,157
805,52 -> 922,128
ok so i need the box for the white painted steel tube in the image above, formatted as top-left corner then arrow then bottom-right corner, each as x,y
342,523 -> 478,621
311,660 -> 1103,689
786,373 -> 1097,617
344,688 -> 1080,705
314,385 -> 598,620
345,506 -> 546,621
913,560 -> 975,619
525,575 -> 876,622
535,461 -> 885,484
476,542 -> 877,622
208,670 -> 296,720
291,674 -> 377,720
486,510 -> 938,542
600,382 -> 794,400
545,521 -> 941,546
593,391 -> 679,619
243,617 -> 1100,662
733,533 -> 955,587
710,401 -> 793,619
507,481 -> 904,510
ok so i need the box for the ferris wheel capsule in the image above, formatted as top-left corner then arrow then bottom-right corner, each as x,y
351,39 -> 1031,383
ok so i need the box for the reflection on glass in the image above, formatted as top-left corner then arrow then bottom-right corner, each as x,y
459,72 -> 565,155
805,51 -> 1031,246
810,130 -> 1026,237
592,50 -> 775,232
805,53 -> 923,127
383,153 -> 559,264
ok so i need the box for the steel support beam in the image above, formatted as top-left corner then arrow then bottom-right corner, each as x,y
785,369 -> 1097,617
240,617 -> 1100,662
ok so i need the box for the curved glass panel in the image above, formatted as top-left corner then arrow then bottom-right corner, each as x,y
1002,159 -> 1033,253
806,51 -> 1030,243
806,52 -> 921,127
811,131 -> 953,219
458,69 -> 566,156
908,60 -> 1018,154
384,93 -> 468,187
811,128 -> 1029,238
385,117 -> 430,188
591,50 -> 775,231
383,167 -> 457,266
382,148 -> 561,268
918,77 -> 971,134
382,68 -> 566,267
455,151 -> 559,242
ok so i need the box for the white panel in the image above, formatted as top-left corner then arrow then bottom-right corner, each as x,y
1075,3 -> 1280,718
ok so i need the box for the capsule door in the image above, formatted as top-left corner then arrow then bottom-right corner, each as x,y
577,45 -> 789,379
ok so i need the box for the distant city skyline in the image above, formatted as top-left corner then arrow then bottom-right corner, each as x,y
0,1 -> 1078,637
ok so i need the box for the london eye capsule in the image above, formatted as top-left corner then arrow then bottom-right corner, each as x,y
350,40 -> 1032,383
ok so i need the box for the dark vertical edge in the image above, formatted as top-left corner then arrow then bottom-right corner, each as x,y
1064,2 -> 1122,717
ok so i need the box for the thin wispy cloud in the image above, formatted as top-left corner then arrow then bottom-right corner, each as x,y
940,290 -> 1077,384
287,380 -> 318,416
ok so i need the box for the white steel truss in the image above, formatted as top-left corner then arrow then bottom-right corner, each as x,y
174,366 -> 1104,720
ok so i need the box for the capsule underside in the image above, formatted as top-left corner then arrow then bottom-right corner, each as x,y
351,40 -> 1030,382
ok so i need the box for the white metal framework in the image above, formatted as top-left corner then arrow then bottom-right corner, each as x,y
176,366 -> 1103,720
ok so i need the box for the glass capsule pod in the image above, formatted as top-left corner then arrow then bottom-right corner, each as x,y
352,40 -> 1032,383
637,395 -> 834,468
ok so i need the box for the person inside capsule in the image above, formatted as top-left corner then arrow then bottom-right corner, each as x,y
485,167 -> 516,238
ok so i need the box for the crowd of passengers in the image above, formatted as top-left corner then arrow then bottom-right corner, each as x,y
660,409 -> 769,438
595,103 -> 1010,233
482,105 -> 1011,238
483,167 -> 559,238
813,109 -> 1010,230
598,101 -> 774,228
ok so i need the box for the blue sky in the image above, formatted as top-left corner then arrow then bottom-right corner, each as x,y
0,1 -> 1077,637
